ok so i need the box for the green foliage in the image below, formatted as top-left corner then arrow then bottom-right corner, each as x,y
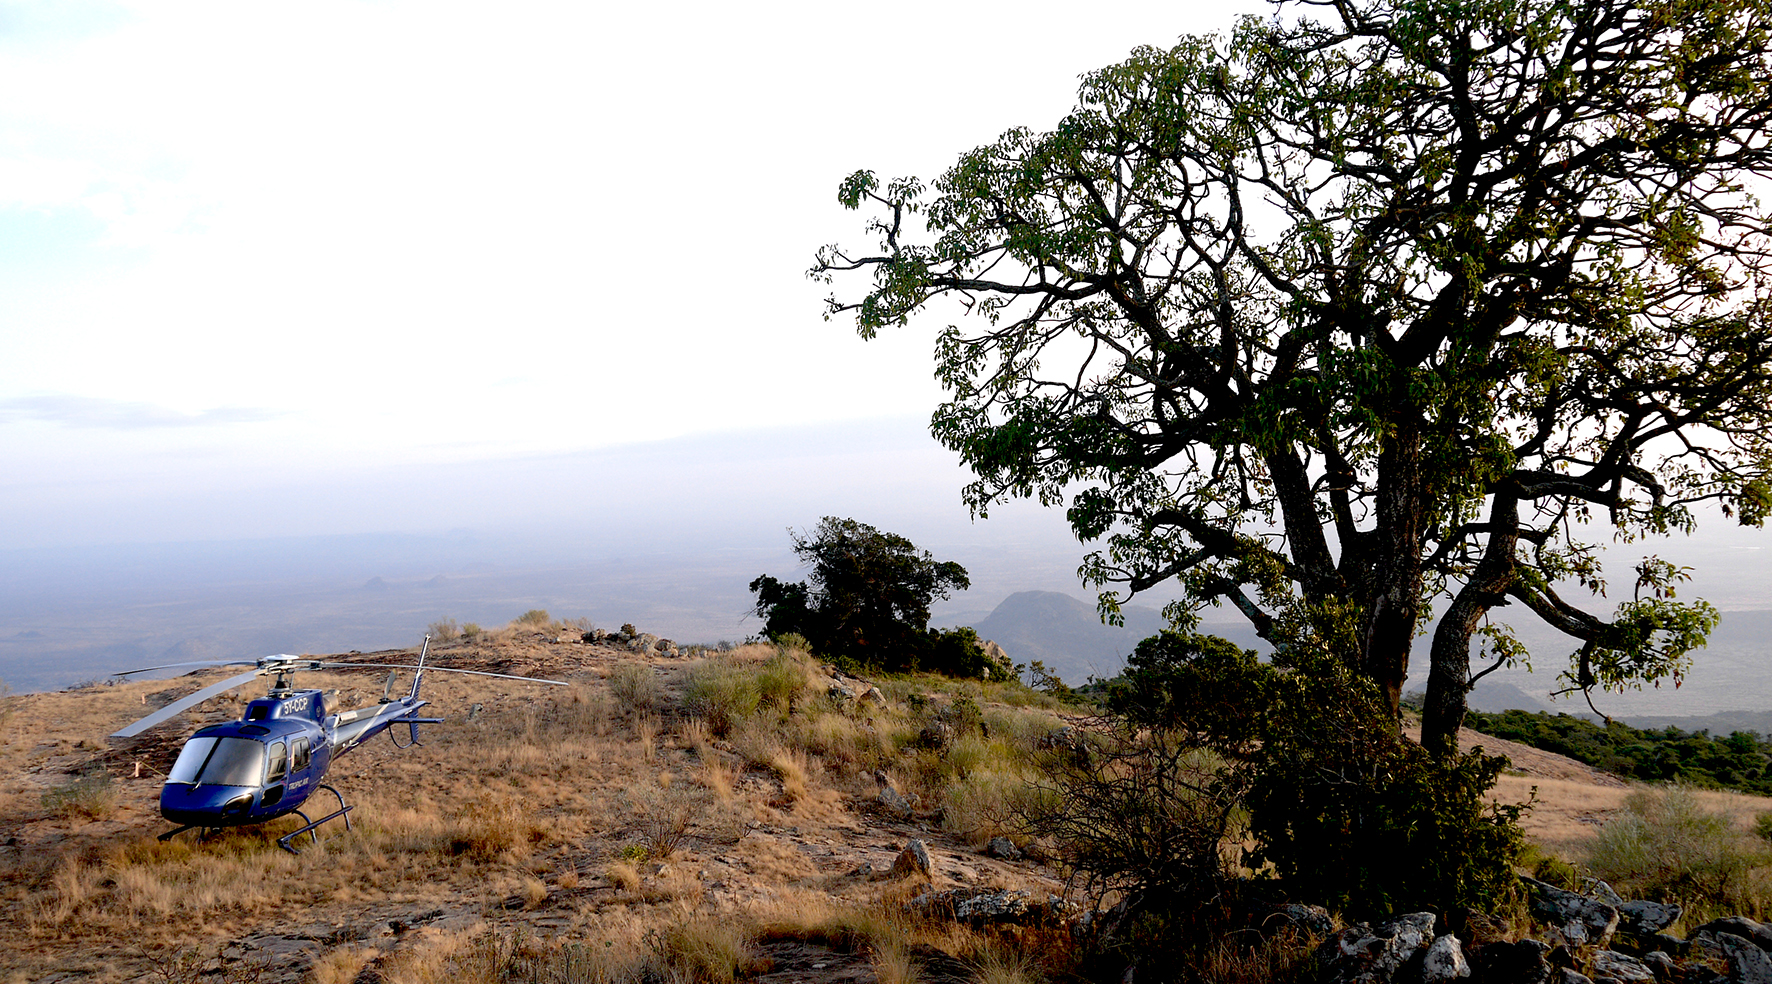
748,517 -> 984,676
1586,786 -> 1772,919
426,618 -> 460,642
816,0 -> 1772,746
514,609 -> 552,627
754,654 -> 811,715
1755,812 -> 1772,844
1246,650 -> 1525,916
1466,709 -> 1772,794
1072,631 -> 1524,922
682,659 -> 763,737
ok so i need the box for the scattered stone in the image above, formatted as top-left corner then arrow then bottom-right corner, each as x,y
857,686 -> 887,706
1423,934 -> 1470,982
889,838 -> 931,879
828,681 -> 857,702
984,836 -> 1022,861
1470,938 -> 1553,984
1696,917 -> 1772,953
1258,903 -> 1334,939
1555,969 -> 1595,984
1618,900 -> 1682,936
1640,951 -> 1674,981
1591,949 -> 1655,983
916,720 -> 954,751
1523,876 -> 1620,946
1316,912 -> 1437,984
1716,932 -> 1772,984
878,786 -> 915,819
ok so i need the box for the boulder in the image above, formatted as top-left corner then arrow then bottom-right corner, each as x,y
1423,934 -> 1471,982
889,839 -> 931,879
1316,912 -> 1437,984
877,786 -> 915,820
1695,917 -> 1772,953
1523,877 -> 1620,946
909,888 -> 1069,927
915,720 -> 954,751
1590,950 -> 1655,983
857,686 -> 887,706
1469,938 -> 1553,984
1716,932 -> 1772,984
984,836 -> 1022,861
828,681 -> 857,702
1255,903 -> 1335,939
955,890 -> 1033,924
1640,951 -> 1674,982
628,633 -> 661,653
1617,901 -> 1682,937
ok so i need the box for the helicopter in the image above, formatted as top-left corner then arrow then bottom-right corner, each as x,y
108,636 -> 566,853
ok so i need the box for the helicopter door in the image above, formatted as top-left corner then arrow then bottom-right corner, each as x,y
261,740 -> 289,808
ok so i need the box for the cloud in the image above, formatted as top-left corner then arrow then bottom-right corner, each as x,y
0,393 -> 283,428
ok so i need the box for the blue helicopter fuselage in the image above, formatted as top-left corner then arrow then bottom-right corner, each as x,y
158,687 -> 426,828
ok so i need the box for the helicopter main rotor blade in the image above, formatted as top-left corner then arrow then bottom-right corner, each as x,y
110,660 -> 261,678
110,668 -> 267,740
314,662 -> 569,685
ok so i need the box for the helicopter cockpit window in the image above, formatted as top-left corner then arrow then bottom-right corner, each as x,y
291,738 -> 310,772
166,737 -> 267,787
266,740 -> 288,783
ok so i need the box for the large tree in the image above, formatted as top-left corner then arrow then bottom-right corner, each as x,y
814,0 -> 1772,753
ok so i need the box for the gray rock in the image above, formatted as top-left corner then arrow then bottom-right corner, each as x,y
1259,903 -> 1335,938
955,890 -> 1033,924
1591,950 -> 1655,983
628,632 -> 660,652
1618,900 -> 1682,936
1423,934 -> 1470,982
1717,931 -> 1772,984
890,838 -> 931,879
1317,912 -> 1437,984
916,720 -> 954,750
1584,878 -> 1627,908
1523,876 -> 1620,946
1641,951 -> 1674,982
1697,917 -> 1772,953
1470,938 -> 1553,984
878,786 -> 915,819
828,681 -> 857,701
857,686 -> 886,706
984,836 -> 1022,861
1556,970 -> 1595,984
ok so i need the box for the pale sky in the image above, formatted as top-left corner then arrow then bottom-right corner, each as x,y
0,0 -> 1272,549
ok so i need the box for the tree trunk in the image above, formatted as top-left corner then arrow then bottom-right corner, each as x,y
1421,494 -> 1520,757
1359,414 -> 1425,722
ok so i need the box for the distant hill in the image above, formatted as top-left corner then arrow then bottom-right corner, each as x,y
962,590 -> 1265,686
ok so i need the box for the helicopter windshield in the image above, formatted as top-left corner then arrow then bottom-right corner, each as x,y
166,736 -> 269,787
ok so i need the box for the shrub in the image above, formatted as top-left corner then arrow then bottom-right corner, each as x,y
755,653 -> 812,714
608,663 -> 661,714
1586,786 -> 1771,917
683,659 -> 762,737
426,618 -> 460,642
42,771 -> 116,821
1754,811 -> 1772,844
514,609 -> 552,627
460,622 -> 482,641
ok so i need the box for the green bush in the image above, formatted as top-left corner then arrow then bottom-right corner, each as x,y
755,655 -> 811,715
426,618 -> 460,642
683,660 -> 762,737
1755,811 -> 1772,844
1586,786 -> 1770,918
514,609 -> 552,627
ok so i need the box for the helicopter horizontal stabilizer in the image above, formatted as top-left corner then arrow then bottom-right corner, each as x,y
110,668 -> 266,740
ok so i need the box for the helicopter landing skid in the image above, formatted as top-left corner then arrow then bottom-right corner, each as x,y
276,784 -> 353,855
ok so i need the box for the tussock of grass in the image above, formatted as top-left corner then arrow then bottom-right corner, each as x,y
1586,785 -> 1772,921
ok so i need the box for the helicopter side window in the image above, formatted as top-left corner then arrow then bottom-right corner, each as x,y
291,738 -> 310,772
266,740 -> 288,783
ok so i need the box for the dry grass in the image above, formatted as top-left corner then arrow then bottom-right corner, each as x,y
0,637 -> 1080,982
